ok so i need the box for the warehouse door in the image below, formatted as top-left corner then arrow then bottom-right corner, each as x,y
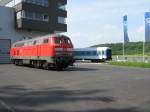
0,39 -> 11,64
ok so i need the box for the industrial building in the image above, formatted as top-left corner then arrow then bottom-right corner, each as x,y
0,6 -> 15,63
0,0 -> 67,64
0,0 -> 67,33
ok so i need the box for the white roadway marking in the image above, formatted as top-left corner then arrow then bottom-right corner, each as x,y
0,99 -> 16,112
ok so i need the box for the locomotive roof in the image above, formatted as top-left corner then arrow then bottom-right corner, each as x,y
14,34 -> 66,44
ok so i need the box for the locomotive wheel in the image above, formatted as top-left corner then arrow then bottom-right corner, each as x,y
15,60 -> 19,66
55,64 -> 63,71
34,61 -> 42,69
42,62 -> 48,70
30,61 -> 35,68
33,61 -> 37,68
56,66 -> 63,71
18,60 -> 23,66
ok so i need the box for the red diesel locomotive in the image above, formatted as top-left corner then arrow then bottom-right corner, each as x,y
10,35 -> 74,70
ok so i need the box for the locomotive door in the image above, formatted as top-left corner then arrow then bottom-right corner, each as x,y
0,39 -> 11,64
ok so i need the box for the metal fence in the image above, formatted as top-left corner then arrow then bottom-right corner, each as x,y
113,56 -> 150,63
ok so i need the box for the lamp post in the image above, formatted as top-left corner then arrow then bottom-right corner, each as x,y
123,42 -> 125,59
143,41 -> 145,62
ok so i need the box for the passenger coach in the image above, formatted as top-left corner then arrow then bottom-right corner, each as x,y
74,47 -> 112,62
10,35 -> 74,70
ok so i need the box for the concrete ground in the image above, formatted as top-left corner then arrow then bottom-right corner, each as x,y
0,63 -> 150,112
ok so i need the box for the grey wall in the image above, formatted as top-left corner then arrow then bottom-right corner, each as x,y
0,6 -> 17,43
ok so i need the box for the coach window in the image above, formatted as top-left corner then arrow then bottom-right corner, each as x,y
98,51 -> 101,55
93,51 -> 97,55
87,51 -> 91,56
76,51 -> 80,56
81,51 -> 85,56
77,51 -> 81,56
102,51 -> 104,55
77,51 -> 80,56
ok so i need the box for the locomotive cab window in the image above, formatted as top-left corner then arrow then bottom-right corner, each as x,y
55,37 -> 62,44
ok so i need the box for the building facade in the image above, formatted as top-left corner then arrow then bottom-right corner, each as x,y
145,12 -> 150,42
0,6 -> 15,63
0,0 -> 67,33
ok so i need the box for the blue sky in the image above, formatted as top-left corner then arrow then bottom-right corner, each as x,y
65,0 -> 150,48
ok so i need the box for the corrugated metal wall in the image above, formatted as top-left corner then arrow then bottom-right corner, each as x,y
0,6 -> 14,64
0,39 -> 11,64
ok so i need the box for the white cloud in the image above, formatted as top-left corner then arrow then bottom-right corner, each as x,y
66,0 -> 149,47
137,26 -> 145,34
67,24 -> 123,48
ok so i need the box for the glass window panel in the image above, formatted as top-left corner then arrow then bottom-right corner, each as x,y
58,17 -> 66,24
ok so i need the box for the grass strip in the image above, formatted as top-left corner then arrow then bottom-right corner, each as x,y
109,61 -> 150,68
113,55 -> 150,58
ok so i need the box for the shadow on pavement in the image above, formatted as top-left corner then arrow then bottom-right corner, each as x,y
0,85 -> 141,112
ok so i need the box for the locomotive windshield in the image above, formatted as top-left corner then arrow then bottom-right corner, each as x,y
64,37 -> 72,44
55,36 -> 72,45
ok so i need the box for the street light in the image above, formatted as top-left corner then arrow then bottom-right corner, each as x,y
143,41 -> 145,62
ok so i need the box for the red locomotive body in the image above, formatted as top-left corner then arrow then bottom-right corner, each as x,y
10,35 -> 74,70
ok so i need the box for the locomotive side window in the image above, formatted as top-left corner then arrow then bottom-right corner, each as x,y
15,42 -> 24,47
43,39 -> 49,44
12,44 -> 15,47
36,39 -> 43,45
25,41 -> 32,46
33,40 -> 37,45
29,41 -> 33,46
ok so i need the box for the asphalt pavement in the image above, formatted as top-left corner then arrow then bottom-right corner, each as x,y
0,63 -> 150,112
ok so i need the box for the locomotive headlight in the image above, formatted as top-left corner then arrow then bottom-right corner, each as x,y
67,48 -> 73,52
55,48 -> 73,56
55,48 -> 63,52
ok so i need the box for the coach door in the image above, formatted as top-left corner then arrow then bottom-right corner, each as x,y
0,39 -> 11,64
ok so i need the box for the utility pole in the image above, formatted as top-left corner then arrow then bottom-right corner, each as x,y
143,41 -> 145,62
123,42 -> 125,59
